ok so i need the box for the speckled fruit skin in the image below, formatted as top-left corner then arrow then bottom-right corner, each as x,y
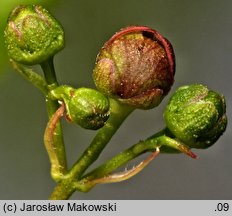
4,5 -> 64,65
50,86 -> 110,130
164,84 -> 227,149
93,26 -> 175,109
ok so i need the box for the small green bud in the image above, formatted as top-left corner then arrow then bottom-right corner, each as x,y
93,26 -> 175,109
50,86 -> 110,130
164,84 -> 227,149
4,5 -> 64,65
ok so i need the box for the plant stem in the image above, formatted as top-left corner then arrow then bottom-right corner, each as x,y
44,103 -> 66,180
77,132 -> 196,191
49,125 -> 196,198
49,98 -> 134,199
79,136 -> 161,184
49,179 -> 76,200
68,98 -> 134,179
11,60 -> 48,94
40,57 -> 58,86
88,149 -> 160,185
40,57 -> 67,174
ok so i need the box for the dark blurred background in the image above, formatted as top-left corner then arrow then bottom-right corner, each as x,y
0,0 -> 231,199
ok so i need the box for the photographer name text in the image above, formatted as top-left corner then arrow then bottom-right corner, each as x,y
3,202 -> 117,213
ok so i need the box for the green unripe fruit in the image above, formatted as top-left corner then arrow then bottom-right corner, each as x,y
50,86 -> 110,130
4,5 -> 64,65
164,84 -> 227,149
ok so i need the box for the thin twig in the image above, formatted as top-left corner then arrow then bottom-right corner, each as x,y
10,60 -> 48,94
44,102 -> 65,180
88,147 -> 160,184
